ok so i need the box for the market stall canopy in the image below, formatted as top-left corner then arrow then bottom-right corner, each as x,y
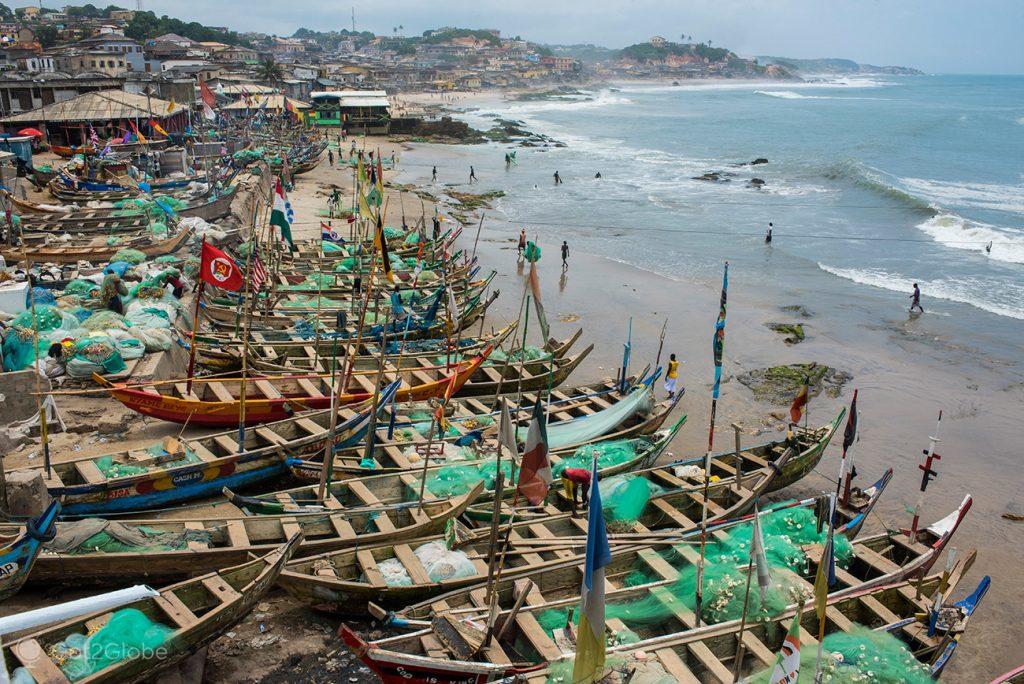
1,90 -> 175,124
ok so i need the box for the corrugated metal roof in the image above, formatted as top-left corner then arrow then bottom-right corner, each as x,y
1,89 -> 175,124
339,97 -> 390,108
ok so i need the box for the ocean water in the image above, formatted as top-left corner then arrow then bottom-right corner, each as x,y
399,75 -> 1024,341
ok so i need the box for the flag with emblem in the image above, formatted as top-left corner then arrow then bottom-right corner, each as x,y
199,241 -> 243,291
270,178 -> 295,249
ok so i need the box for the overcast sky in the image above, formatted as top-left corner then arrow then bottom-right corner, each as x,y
15,0 -> 1024,73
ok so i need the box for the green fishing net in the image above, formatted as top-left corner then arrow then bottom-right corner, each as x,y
748,626 -> 933,683
63,279 -> 100,297
110,248 -> 146,265
54,608 -> 174,680
10,305 -> 63,333
537,502 -> 854,634
424,456 -> 511,497
551,440 -> 639,479
488,346 -> 551,364
333,257 -> 356,272
599,474 -> 665,522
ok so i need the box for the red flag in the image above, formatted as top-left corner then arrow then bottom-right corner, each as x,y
790,381 -> 809,423
200,241 -> 243,291
517,399 -> 552,505
251,252 -> 267,291
199,81 -> 217,109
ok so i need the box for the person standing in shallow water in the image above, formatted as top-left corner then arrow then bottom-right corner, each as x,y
517,228 -> 527,258
910,283 -> 924,313
561,240 -> 569,269
553,170 -> 562,185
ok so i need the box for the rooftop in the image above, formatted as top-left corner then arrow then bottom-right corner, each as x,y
1,89 -> 174,123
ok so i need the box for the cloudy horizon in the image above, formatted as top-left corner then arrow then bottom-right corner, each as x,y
7,0 -> 1023,74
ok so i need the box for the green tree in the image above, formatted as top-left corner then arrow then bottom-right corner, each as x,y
256,57 -> 284,87
36,24 -> 59,48
0,3 -> 14,21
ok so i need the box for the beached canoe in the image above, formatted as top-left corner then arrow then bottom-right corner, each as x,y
0,501 -> 60,601
341,548 -> 985,684
93,347 -> 490,427
2,534 -> 301,684
280,491 -> 969,618
1,226 -> 193,265
5,388 -> 395,516
0,483 -> 484,583
194,322 -> 520,372
287,372 -> 682,480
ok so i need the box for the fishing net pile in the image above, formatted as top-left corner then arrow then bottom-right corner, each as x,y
10,609 -> 174,682
372,540 -> 477,587
598,474 -> 666,522
537,502 -> 854,634
45,519 -> 211,555
747,626 -> 932,683
550,440 -> 641,479
487,345 -> 552,364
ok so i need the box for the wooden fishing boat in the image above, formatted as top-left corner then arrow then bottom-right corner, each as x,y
279,492 -> 969,619
404,492 -> 971,623
252,346 -> 592,403
263,263 -> 489,300
2,534 -> 300,684
0,484 -> 483,583
93,348 -> 491,427
1,226 -> 193,265
7,185 -> 236,224
287,225 -> 462,263
196,322 -> 522,372
5,389 -> 394,516
232,412 -> 686,520
287,373 -> 682,479
49,139 -> 171,158
202,290 -> 499,339
0,501 -> 60,601
341,555 -> 986,684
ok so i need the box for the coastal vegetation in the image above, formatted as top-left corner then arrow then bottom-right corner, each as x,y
125,10 -> 250,46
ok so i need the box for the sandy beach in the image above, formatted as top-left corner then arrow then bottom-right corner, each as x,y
0,121 -> 1016,680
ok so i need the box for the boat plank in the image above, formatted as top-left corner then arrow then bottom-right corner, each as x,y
13,639 -> 67,683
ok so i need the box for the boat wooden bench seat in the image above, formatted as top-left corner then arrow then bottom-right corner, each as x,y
75,460 -> 107,485
202,576 -> 242,603
349,373 -> 377,394
254,380 -> 283,399
357,550 -> 386,587
208,382 -> 236,403
347,480 -> 383,507
154,591 -> 200,629
295,418 -> 327,437
225,520 -> 250,547
12,639 -> 67,682
296,378 -> 325,398
213,435 -> 241,454
174,382 -> 200,401
192,444 -> 219,463
280,516 -> 303,539
392,544 -> 433,585
653,647 -> 702,684
255,427 -> 289,447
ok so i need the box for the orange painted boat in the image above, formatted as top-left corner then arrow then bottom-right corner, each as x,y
93,347 -> 492,427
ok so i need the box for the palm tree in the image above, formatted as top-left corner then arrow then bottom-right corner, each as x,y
256,57 -> 284,89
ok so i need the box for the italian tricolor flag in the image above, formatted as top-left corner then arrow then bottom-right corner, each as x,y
271,178 -> 295,249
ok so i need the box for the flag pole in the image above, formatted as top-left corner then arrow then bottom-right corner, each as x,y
910,410 -> 943,543
695,261 -> 728,627
236,236 -> 256,454
185,236 -> 207,395
16,214 -> 52,481
813,494 -> 837,683
732,527 -> 757,679
837,389 -> 858,506
654,317 -> 667,369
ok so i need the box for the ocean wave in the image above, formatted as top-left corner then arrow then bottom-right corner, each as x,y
817,263 -> 1024,320
915,214 -> 1024,264
503,91 -> 633,115
755,90 -> 830,100
898,176 -> 1024,215
824,160 -> 936,214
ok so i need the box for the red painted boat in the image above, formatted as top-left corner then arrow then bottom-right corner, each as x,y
94,347 -> 491,427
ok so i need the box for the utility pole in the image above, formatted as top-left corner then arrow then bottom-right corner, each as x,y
351,7 -> 356,33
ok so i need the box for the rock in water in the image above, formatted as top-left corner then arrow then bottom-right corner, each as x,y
737,363 -> 851,404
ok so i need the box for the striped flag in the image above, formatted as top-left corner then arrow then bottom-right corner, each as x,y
790,380 -> 809,424
814,497 -> 837,636
517,399 -> 552,506
374,211 -> 394,283
769,612 -> 802,684
251,251 -> 267,291
751,503 -> 772,604
711,263 -> 728,399
572,457 -> 611,684
270,178 -> 295,249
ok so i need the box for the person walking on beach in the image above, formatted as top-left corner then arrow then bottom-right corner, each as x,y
469,165 -> 477,184
504,153 -> 511,170
561,240 -> 569,269
327,149 -> 334,167
517,228 -> 527,258
553,170 -> 562,185
765,222 -> 773,244
986,241 -> 993,255
664,353 -> 680,399
910,283 -> 924,314
432,165 -> 437,182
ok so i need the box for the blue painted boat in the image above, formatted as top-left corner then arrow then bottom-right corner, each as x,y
0,500 -> 60,601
